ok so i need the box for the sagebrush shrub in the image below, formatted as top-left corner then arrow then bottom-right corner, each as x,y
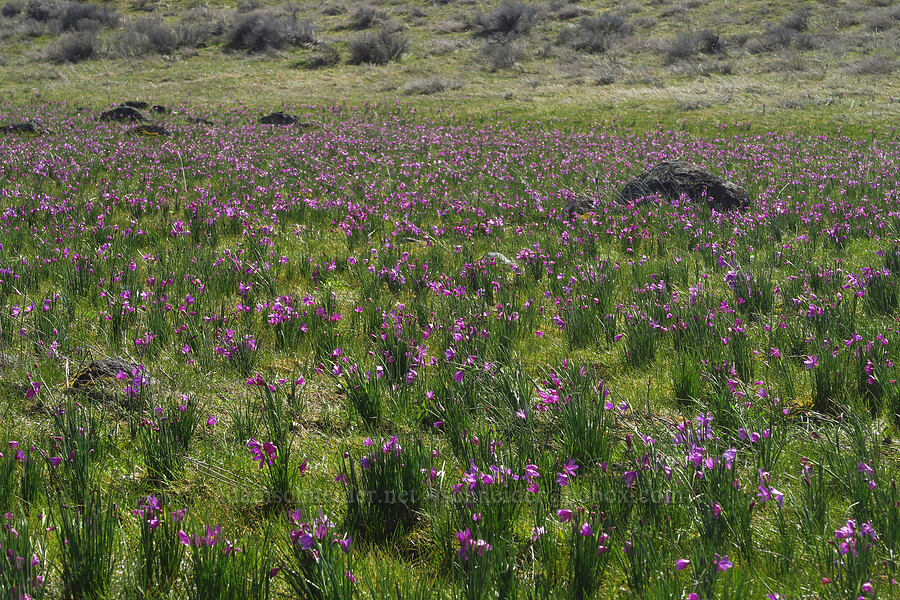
321,3 -> 345,16
665,32 -> 698,62
562,12 -> 632,54
227,9 -> 315,52
347,4 -> 382,30
697,29 -> 721,54
482,39 -> 525,70
866,5 -> 900,31
296,43 -> 340,68
236,0 -> 261,12
1,0 -> 23,17
47,30 -> 95,62
16,16 -> 41,36
56,1 -> 117,32
747,8 -> 811,53
24,0 -> 54,22
555,4 -> 585,20
348,27 -> 407,64
847,55 -> 896,75
779,8 -> 808,33
113,18 -> 175,56
130,0 -> 157,13
472,0 -> 537,38
834,10 -> 859,29
175,8 -> 227,48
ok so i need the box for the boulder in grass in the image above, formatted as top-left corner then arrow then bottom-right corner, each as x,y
187,117 -> 214,125
564,176 -> 605,219
0,122 -> 38,134
258,111 -> 297,125
130,124 -> 168,136
151,105 -> 168,114
123,101 -> 149,109
565,196 -> 598,219
100,106 -> 146,122
617,161 -> 750,212
65,357 -> 151,406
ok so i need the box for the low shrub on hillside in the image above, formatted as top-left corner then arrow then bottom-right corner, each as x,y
175,7 -> 228,49
46,30 -> 95,62
347,4 -> 383,30
779,8 -> 809,32
55,1 -> 118,32
559,12 -> 632,54
321,3 -> 345,16
112,18 -> 175,57
482,39 -> 525,70
24,0 -> 55,22
746,8 -> 812,53
555,3 -> 587,21
846,55 -> 896,75
865,5 -> 900,31
227,9 -> 315,52
1,0 -> 23,17
664,29 -> 722,63
130,0 -> 157,13
20,17 -> 43,36
295,43 -> 340,68
472,0 -> 538,39
236,0 -> 261,12
348,27 -> 407,64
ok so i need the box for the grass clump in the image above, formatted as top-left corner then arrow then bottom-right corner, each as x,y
401,76 -> 460,95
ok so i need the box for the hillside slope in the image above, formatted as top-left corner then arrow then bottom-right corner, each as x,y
0,0 -> 898,131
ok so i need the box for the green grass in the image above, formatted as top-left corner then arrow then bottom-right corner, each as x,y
0,0 -> 897,136
0,1 -> 898,596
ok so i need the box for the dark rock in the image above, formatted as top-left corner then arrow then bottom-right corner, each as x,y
258,111 -> 297,125
124,101 -> 149,109
66,357 -> 150,405
618,161 -> 750,212
187,117 -> 214,125
130,124 -> 168,136
565,196 -> 598,219
100,106 -> 146,122
151,105 -> 168,114
564,175 -> 604,218
72,357 -> 136,383
0,122 -> 38,134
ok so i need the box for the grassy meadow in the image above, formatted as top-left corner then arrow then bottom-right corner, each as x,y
0,0 -> 899,599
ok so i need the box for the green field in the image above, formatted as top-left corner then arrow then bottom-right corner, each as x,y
0,1 -> 899,599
